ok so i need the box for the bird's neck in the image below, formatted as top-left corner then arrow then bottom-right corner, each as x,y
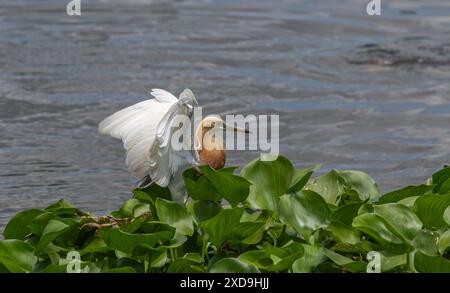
196,128 -> 226,169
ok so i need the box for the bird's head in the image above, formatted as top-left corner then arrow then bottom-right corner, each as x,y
194,115 -> 248,169
199,115 -> 248,134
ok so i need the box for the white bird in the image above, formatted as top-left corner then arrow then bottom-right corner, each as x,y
99,88 -> 246,203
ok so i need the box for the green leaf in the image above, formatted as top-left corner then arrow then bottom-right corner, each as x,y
322,248 -> 354,266
373,203 -> 422,243
352,213 -> 403,245
167,258 -> 205,273
379,252 -> 407,272
187,200 -> 222,222
200,165 -> 251,207
327,220 -> 361,245
291,244 -> 326,273
155,198 -> 193,237
182,168 -> 221,202
241,155 -> 294,212
45,199 -> 85,217
412,230 -> 439,255
3,209 -> 45,240
413,194 -> 450,229
0,240 -> 37,273
444,206 -> 450,226
103,266 -> 137,273
238,242 -> 304,271
201,208 -> 243,247
307,170 -> 345,204
439,229 -> 450,255
279,191 -> 331,238
100,228 -> 173,254
119,199 -> 142,218
338,170 -> 380,200
230,222 -> 265,245
35,219 -> 71,254
133,183 -> 171,203
288,168 -> 315,193
414,251 -> 450,273
331,202 -> 364,226
209,258 -> 260,273
430,166 -> 450,193
378,185 -> 433,204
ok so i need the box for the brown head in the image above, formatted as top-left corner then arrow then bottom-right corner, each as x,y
194,115 -> 247,170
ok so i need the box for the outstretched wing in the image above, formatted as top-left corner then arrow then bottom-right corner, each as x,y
98,89 -> 178,179
148,89 -> 199,187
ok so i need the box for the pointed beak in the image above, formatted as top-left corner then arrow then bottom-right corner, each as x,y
225,124 -> 249,133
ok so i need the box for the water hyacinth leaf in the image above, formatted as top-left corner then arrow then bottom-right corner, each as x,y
0,240 -> 37,273
430,166 -> 450,193
331,202 -> 364,226
183,252 -> 204,263
35,219 -> 71,254
80,238 -> 110,255
307,170 -> 345,204
120,213 -> 151,234
379,253 -> 407,272
119,199 -> 142,218
132,183 -> 171,204
327,221 -> 361,245
100,228 -> 173,254
230,222 -> 265,245
397,196 -> 420,208
238,242 -> 304,271
45,199 -> 85,217
414,251 -> 450,273
201,208 -> 243,247
439,229 -> 450,255
182,168 -> 222,202
187,200 -> 222,222
209,258 -> 259,273
373,203 -> 422,243
352,213 -> 403,245
378,185 -> 433,204
279,191 -> 331,238
338,170 -> 380,201
413,194 -> 450,229
3,209 -> 45,240
412,230 -> 439,255
132,204 -> 150,218
444,206 -> 450,226
288,168 -> 314,193
200,165 -> 251,207
241,155 -> 294,212
167,258 -> 205,273
155,198 -> 193,237
322,248 -> 353,266
438,178 -> 450,194
102,267 -> 137,273
150,249 -> 168,268
291,244 -> 326,273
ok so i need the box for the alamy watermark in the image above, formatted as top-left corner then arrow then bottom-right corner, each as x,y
167,107 -> 280,160
366,0 -> 381,16
66,0 -> 81,16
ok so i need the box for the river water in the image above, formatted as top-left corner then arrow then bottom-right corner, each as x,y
1,0 -> 450,229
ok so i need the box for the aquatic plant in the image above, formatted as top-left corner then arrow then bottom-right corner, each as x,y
1,155 -> 450,273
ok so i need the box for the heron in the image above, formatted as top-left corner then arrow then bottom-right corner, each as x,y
99,88 -> 246,203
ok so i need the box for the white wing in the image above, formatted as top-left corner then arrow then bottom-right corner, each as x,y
149,89 -> 199,187
98,89 -> 178,179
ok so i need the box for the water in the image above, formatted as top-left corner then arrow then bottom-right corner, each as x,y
1,0 -> 450,229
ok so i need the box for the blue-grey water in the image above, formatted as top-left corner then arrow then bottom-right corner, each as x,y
1,0 -> 450,229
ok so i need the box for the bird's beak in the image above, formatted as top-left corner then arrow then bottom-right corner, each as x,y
224,124 -> 249,133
